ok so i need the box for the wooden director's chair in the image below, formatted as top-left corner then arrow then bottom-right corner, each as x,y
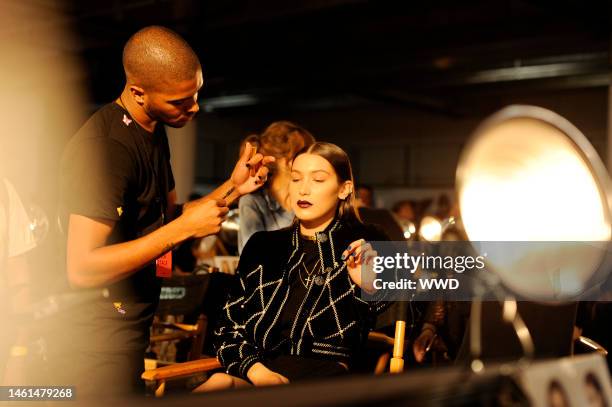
142,321 -> 409,397
148,274 -> 211,365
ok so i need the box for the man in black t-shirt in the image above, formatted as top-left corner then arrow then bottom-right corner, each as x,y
53,26 -> 273,397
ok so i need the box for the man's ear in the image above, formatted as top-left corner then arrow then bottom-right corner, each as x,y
339,181 -> 354,200
129,85 -> 146,106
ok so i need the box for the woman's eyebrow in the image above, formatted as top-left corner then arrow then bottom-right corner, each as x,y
291,169 -> 331,175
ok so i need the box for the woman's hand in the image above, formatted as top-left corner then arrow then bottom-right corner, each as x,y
246,362 -> 290,387
342,239 -> 378,294
231,143 -> 275,195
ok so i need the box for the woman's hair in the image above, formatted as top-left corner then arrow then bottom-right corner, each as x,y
240,121 -> 315,180
295,142 -> 361,224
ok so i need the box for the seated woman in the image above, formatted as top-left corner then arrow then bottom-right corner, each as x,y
195,142 -> 391,392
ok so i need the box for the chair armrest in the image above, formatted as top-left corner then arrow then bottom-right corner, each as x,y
152,322 -> 199,332
367,331 -> 395,346
141,358 -> 222,382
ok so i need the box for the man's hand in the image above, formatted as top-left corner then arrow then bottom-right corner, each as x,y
246,362 -> 289,387
231,142 -> 275,195
179,198 -> 229,238
342,239 -> 378,294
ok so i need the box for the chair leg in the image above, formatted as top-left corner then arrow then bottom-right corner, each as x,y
190,314 -> 207,360
390,320 -> 406,373
375,353 -> 391,375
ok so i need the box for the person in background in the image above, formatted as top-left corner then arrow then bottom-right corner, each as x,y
392,199 -> 416,224
356,184 -> 375,208
1,177 -> 36,385
238,121 -> 315,253
392,199 -> 417,240
434,193 -> 452,220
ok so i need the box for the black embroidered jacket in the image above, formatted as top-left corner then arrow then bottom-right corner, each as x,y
214,218 -> 392,379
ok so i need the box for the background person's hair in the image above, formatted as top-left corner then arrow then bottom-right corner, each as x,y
295,142 -> 361,224
240,121 -> 315,180
239,134 -> 261,156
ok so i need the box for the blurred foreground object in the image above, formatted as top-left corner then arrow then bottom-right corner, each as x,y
457,105 -> 612,301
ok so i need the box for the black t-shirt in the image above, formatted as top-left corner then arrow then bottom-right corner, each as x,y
57,102 -> 175,352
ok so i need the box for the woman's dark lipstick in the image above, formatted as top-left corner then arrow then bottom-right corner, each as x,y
297,200 -> 312,208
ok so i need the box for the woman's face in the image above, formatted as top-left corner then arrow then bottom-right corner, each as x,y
290,153 -> 350,226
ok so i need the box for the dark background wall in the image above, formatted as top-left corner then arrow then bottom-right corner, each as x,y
195,87 -> 608,192
16,0 -> 609,206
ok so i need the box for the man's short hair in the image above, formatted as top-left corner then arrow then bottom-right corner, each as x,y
122,25 -> 201,90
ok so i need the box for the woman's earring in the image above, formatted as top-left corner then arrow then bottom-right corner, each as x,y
340,188 -> 352,200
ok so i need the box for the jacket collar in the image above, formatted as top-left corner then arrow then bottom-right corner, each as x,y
289,218 -> 345,272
